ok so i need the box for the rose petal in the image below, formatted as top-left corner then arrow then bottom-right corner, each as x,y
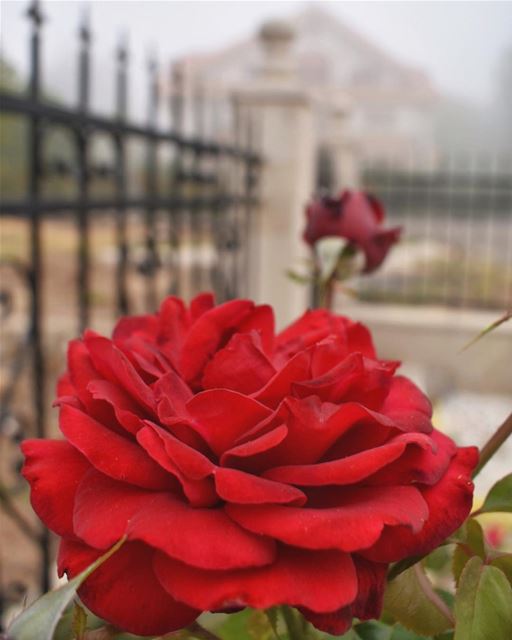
214,467 -> 306,506
128,494 -> 276,569
380,375 -> 433,433
66,340 -> 115,426
345,320 -> 376,359
73,469 -> 156,548
253,350 -> 311,408
236,304 -> 275,355
137,425 -> 216,507
275,309 -> 341,357
263,397 -> 397,467
58,538 -> 198,636
140,422 -> 214,479
202,333 -> 276,394
112,314 -> 159,341
83,334 -> 156,412
59,405 -> 173,490
72,470 -> 275,569
186,389 -> 271,456
220,424 -> 289,471
294,353 -> 396,407
226,485 -> 428,552
153,369 -> 193,418
362,446 -> 478,562
301,556 -> 387,634
21,439 -> 91,537
87,379 -> 145,434
366,429 -> 456,486
154,546 -> 357,613
263,432 -> 432,486
180,300 -> 255,384
190,292 -> 216,321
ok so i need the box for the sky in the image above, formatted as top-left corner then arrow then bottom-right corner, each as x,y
1,0 -> 512,119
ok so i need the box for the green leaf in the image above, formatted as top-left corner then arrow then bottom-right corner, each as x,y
8,537 -> 126,640
459,310 -> 511,352
435,589 -> 455,609
383,565 -> 453,635
353,620 -> 391,640
424,546 -> 451,572
452,519 -> 486,584
336,628 -> 363,640
216,609 -> 253,640
247,609 -> 281,640
388,624 -> 430,640
478,473 -> 512,513
53,606 -> 107,640
454,556 -> 512,640
490,553 -> 512,585
285,269 -> 313,285
316,237 -> 349,283
71,602 -> 88,640
263,608 -> 281,640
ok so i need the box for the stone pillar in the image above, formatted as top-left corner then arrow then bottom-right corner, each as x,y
329,98 -> 361,190
233,20 -> 315,328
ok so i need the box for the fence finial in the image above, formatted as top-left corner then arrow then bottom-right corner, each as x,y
79,4 -> 91,45
117,31 -> 129,64
27,0 -> 44,26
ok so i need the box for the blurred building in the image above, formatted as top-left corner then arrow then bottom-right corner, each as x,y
165,6 -> 439,169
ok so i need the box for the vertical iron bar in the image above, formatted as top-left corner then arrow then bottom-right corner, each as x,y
144,56 -> 159,311
170,64 -> 187,298
26,0 -> 50,594
76,11 -> 91,332
191,79 -> 205,294
114,37 -> 129,315
230,102 -> 241,299
243,113 -> 256,298
167,64 -> 184,296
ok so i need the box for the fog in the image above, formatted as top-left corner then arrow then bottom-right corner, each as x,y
1,1 -> 511,152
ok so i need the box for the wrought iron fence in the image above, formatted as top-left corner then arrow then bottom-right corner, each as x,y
0,0 -> 261,617
360,154 -> 512,310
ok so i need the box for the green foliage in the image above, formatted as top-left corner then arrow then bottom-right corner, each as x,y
490,553 -> 512,585
459,311 -> 512,352
383,565 -> 453,636
452,519 -> 486,584
7,537 -> 125,640
216,609 -> 255,640
478,473 -> 512,514
71,603 -> 88,640
423,546 -> 451,573
454,556 -> 512,640
351,621 -> 390,639
338,621 -> 430,640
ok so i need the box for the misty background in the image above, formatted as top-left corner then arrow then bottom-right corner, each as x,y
1,0 -> 512,156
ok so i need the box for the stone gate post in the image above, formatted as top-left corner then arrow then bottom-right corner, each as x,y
233,20 -> 316,328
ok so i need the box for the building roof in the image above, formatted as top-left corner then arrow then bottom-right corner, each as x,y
172,5 -> 437,105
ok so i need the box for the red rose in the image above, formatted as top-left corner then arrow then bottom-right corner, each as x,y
303,191 -> 402,273
22,294 -> 477,636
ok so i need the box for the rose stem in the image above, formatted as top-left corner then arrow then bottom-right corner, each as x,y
472,412 -> 512,479
280,606 -> 305,640
413,564 -> 455,626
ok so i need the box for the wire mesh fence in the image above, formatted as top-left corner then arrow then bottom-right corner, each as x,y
359,153 -> 512,310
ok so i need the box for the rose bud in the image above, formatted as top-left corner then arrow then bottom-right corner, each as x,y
303,191 -> 402,273
22,295 -> 477,636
